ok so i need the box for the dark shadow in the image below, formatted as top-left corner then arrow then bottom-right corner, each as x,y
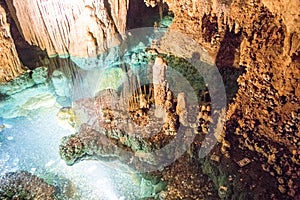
201,13 -> 218,43
126,0 -> 169,29
1,0 -> 46,69
216,26 -> 245,104
216,28 -> 242,67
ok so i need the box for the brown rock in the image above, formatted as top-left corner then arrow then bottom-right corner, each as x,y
176,92 -> 188,126
153,56 -> 168,117
5,0 -> 127,57
159,0 -> 300,198
139,93 -> 149,109
0,2 -> 25,82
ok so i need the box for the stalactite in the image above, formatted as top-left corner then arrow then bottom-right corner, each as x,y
158,0 -> 163,21
0,2 -> 25,82
234,22 -> 240,34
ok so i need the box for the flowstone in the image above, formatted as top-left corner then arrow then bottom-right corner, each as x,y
59,53 -> 219,198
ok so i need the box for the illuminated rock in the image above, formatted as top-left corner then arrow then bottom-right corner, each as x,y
0,3 -> 25,82
236,157 -> 251,167
5,0 -> 128,58
0,73 -> 34,96
32,67 -> 48,84
152,56 -> 168,117
176,92 -> 188,126
57,107 -> 78,130
0,68 -> 60,118
163,111 -> 178,135
139,94 -> 150,109
51,70 -> 71,98
165,90 -> 174,112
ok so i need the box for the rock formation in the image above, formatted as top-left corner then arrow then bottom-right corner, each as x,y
0,0 -> 299,199
5,0 -> 128,57
176,92 -> 188,126
157,0 -> 300,198
0,171 -> 57,199
0,2 -> 25,82
153,56 -> 168,117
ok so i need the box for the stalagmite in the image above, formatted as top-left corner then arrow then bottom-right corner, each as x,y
234,22 -> 240,34
165,90 -> 174,112
153,56 -> 168,117
176,92 -> 189,126
139,94 -> 149,109
163,112 -> 178,135
228,18 -> 233,32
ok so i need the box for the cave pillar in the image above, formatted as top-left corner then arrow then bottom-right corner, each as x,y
152,56 -> 168,118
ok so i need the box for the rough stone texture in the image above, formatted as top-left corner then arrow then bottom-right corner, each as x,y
162,0 -> 300,198
1,0 -> 298,198
5,0 -> 128,57
0,2 -> 24,82
176,92 -> 188,126
164,0 -> 300,65
0,171 -> 56,199
160,154 -> 219,200
153,56 -> 167,106
153,56 -> 168,118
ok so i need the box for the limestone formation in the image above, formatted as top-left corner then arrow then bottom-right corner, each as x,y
163,111 -> 178,135
164,90 -> 174,112
5,0 -> 128,57
0,68 -> 59,119
59,123 -> 149,166
57,107 -> 77,129
0,171 -> 57,199
0,0 -> 297,198
153,56 -> 168,117
0,2 -> 25,82
156,0 -> 300,198
139,93 -> 150,109
176,92 -> 188,126
144,0 -> 159,8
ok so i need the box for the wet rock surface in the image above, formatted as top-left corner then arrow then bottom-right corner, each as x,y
59,56 -> 202,166
0,171 -> 56,199
58,55 -> 224,198
0,0 -> 299,199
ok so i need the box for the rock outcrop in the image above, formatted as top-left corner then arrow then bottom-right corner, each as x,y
159,0 -> 300,198
164,0 -> 300,60
5,0 -> 128,57
0,2 -> 25,82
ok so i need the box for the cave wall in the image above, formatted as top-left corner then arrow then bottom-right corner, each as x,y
163,0 -> 300,198
0,2 -> 24,82
0,0 -> 299,197
5,0 -> 129,58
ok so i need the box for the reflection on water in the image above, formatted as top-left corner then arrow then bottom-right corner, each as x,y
0,103 -> 142,199
0,50 -> 157,198
0,26 -> 189,199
